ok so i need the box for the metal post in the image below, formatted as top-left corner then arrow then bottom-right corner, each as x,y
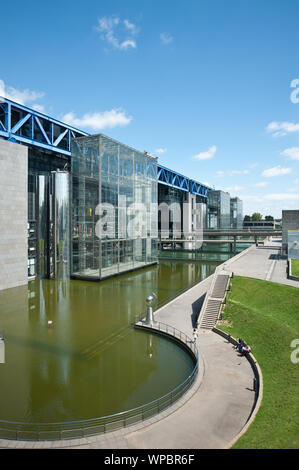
145,295 -> 156,326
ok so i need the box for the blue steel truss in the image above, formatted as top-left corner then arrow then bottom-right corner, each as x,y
0,96 -> 210,196
158,164 -> 210,197
0,97 -> 88,155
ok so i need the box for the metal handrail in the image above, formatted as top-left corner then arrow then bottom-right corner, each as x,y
0,322 -> 198,441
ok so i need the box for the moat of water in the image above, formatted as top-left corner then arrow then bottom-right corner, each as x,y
0,260 -> 219,425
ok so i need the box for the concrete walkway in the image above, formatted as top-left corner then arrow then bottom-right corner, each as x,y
227,238 -> 298,288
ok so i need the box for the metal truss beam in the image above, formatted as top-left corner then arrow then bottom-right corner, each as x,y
158,164 -> 210,197
0,97 -> 211,196
0,97 -> 88,155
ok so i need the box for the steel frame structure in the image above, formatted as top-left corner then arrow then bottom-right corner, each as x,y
0,97 -> 88,155
0,96 -> 210,196
158,164 -> 210,197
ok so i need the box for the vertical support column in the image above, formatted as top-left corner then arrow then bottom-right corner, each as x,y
37,174 -> 48,278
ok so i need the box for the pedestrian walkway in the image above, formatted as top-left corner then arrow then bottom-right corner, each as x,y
227,238 -> 298,288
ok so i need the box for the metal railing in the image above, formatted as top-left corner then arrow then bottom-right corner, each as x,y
0,323 -> 198,442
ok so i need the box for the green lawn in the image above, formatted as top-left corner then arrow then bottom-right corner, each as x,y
217,276 -> 299,449
291,259 -> 299,277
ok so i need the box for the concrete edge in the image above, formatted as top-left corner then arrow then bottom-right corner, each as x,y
212,328 -> 263,449
153,274 -> 214,317
221,242 -> 256,268
0,326 -> 206,448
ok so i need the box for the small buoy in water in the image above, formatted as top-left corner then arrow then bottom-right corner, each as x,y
48,320 -> 53,325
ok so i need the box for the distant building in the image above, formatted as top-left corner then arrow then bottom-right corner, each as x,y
230,197 -> 243,229
207,190 -> 231,229
243,219 -> 275,230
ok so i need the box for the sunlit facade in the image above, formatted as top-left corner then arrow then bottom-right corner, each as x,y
71,134 -> 158,279
207,190 -> 231,229
230,197 -> 243,229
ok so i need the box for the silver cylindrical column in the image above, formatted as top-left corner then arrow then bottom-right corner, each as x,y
53,171 -> 70,280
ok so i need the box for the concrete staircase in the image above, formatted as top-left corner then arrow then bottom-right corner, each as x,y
199,271 -> 231,330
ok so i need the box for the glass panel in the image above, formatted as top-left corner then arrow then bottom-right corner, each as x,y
71,137 -> 100,278
71,135 -> 158,279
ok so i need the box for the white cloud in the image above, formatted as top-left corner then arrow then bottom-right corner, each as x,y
118,39 -> 136,50
216,168 -> 249,177
281,147 -> 299,160
254,181 -> 268,187
96,16 -> 138,51
62,109 -> 132,131
155,148 -> 167,155
226,185 -> 246,192
124,19 -> 138,35
0,79 -> 44,106
160,33 -> 173,45
241,194 -> 264,202
249,162 -> 259,169
229,169 -> 249,176
266,121 -> 299,137
194,145 -> 217,160
262,165 -> 292,177
32,104 -> 45,113
264,193 -> 299,200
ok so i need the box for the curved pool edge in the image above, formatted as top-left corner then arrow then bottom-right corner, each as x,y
0,322 -> 204,444
0,334 -> 205,447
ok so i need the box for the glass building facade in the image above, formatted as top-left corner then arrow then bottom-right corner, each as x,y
71,134 -> 158,279
158,185 -> 188,237
230,197 -> 243,229
207,190 -> 231,229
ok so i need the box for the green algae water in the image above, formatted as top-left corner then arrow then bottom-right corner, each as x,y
0,260 -> 218,425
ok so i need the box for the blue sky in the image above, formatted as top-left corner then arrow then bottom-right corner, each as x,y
1,0 -> 299,217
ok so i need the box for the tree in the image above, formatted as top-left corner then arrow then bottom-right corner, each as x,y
265,215 -> 274,221
244,215 -> 251,221
251,212 -> 263,221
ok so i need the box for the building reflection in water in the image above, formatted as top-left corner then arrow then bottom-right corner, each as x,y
0,260 -> 213,423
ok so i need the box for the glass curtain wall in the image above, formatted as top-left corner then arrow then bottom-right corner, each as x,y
158,185 -> 188,237
207,190 -> 219,229
71,134 -> 158,280
230,197 -> 243,229
207,190 -> 231,229
71,136 -> 100,278
219,191 -> 231,229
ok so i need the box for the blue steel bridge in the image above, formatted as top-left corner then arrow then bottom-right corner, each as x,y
0,96 -> 211,198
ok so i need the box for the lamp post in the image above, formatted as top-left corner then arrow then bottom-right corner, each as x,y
145,295 -> 155,326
